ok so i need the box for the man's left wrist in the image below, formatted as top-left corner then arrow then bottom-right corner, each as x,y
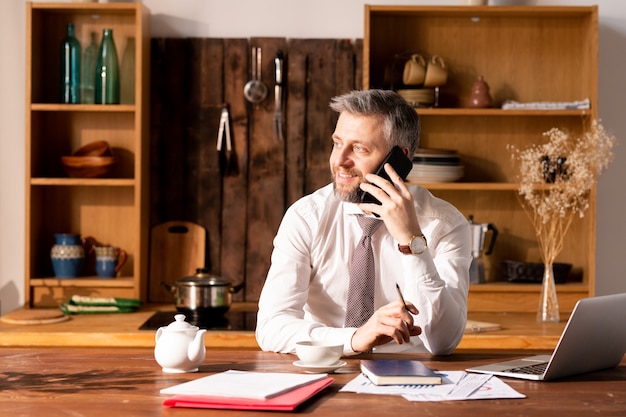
398,234 -> 427,255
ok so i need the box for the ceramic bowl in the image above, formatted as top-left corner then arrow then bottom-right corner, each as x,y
295,341 -> 343,366
61,155 -> 117,178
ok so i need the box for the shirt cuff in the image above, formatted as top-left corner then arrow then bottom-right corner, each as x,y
310,326 -> 362,356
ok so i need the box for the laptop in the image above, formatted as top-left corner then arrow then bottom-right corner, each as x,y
466,293 -> 626,381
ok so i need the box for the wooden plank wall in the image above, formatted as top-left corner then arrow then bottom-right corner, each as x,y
149,38 -> 362,303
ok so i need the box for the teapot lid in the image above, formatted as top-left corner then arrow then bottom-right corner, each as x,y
164,314 -> 199,331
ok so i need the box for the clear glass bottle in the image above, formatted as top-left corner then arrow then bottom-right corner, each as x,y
120,37 -> 136,104
60,23 -> 81,104
95,28 -> 120,104
81,31 -> 98,104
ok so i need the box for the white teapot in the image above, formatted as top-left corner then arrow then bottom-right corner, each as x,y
154,314 -> 207,373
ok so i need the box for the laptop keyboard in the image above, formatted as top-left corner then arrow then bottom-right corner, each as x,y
502,362 -> 548,375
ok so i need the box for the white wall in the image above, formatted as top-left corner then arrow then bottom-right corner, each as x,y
1,0 -> 625,314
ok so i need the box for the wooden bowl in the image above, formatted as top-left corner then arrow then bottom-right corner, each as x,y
73,140 -> 112,157
61,156 -> 117,178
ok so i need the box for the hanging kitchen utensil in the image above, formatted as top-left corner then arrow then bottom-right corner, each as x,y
243,46 -> 267,104
216,103 -> 237,176
273,49 -> 285,141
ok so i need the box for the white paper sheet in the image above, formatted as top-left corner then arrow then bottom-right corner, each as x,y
340,371 -> 525,402
160,370 -> 328,400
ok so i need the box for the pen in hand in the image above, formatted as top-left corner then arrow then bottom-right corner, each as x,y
395,282 -> 409,311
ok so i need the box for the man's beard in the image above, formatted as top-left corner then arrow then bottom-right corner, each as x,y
331,168 -> 364,203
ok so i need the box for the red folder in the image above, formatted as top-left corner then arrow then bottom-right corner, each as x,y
162,377 -> 334,411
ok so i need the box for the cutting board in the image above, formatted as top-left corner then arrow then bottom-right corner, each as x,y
149,221 -> 206,303
0,308 -> 70,325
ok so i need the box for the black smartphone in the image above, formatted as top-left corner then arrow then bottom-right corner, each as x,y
360,145 -> 413,205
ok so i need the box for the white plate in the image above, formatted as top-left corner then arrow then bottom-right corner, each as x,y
407,165 -> 464,183
292,360 -> 347,373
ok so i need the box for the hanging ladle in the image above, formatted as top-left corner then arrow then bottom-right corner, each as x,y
244,46 -> 268,104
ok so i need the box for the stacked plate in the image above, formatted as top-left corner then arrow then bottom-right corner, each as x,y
396,88 -> 437,107
407,148 -> 464,183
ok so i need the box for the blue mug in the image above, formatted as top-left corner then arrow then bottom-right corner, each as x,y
94,246 -> 127,278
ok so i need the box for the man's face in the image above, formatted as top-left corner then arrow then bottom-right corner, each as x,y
330,113 -> 390,203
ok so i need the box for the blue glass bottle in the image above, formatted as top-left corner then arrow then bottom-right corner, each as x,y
60,23 -> 81,104
95,28 -> 120,104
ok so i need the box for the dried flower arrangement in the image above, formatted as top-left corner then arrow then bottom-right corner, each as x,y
509,120 -> 616,268
510,120 -> 616,322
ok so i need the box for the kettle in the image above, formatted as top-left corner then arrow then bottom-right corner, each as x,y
468,215 -> 498,284
154,314 -> 207,373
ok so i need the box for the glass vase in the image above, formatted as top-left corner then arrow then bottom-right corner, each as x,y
537,262 -> 560,323
95,28 -> 120,104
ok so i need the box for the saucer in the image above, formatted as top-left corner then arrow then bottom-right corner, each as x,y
292,360 -> 347,373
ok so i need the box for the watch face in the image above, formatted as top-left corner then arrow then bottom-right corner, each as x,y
410,236 -> 426,254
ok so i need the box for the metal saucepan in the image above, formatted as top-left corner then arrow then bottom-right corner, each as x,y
161,268 -> 244,317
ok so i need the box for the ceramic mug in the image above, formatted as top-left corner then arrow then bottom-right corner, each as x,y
402,54 -> 427,86
423,55 -> 448,87
94,246 -> 127,278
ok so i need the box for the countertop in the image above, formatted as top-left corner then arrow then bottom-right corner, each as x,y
0,302 -> 567,351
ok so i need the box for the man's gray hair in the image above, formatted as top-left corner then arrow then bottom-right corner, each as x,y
329,89 -> 420,155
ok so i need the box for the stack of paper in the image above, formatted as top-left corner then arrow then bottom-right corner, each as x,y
341,371 -> 525,402
160,370 -> 334,411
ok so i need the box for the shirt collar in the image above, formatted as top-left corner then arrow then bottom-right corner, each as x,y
343,201 -> 379,219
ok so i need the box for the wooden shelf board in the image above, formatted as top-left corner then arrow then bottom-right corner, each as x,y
409,182 -> 517,190
30,277 -> 135,288
367,5 -> 597,18
31,104 -> 136,112
415,108 -> 592,117
470,282 -> 588,293
30,178 -> 135,186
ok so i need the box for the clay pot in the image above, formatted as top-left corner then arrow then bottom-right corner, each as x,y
467,75 -> 493,108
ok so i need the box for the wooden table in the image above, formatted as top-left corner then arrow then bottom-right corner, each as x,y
1,347 -> 625,416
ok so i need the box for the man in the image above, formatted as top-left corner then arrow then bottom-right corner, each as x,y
256,89 -> 471,356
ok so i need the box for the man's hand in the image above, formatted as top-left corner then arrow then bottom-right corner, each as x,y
350,299 -> 422,353
358,163 -> 422,246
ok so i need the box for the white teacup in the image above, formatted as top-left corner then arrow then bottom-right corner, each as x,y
402,54 -> 427,86
295,341 -> 343,366
423,55 -> 448,87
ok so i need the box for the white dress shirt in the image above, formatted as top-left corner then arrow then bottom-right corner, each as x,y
256,183 -> 471,356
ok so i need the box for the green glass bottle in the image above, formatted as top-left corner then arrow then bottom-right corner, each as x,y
81,31 -> 98,104
60,23 -> 81,104
95,28 -> 120,104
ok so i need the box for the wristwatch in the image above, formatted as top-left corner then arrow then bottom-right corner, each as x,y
398,235 -> 427,255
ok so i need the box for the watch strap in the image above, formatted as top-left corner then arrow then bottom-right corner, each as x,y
398,235 -> 427,255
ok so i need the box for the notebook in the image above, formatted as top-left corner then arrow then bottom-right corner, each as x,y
360,359 -> 442,385
160,370 -> 328,400
162,377 -> 334,411
466,293 -> 626,381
